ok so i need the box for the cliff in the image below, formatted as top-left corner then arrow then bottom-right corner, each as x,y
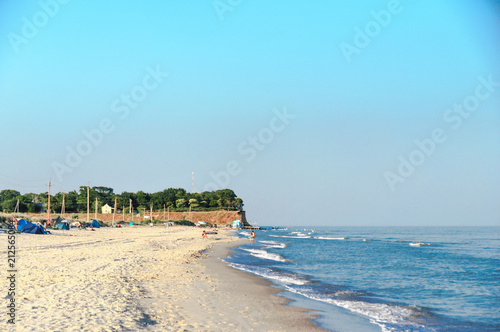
18,210 -> 250,226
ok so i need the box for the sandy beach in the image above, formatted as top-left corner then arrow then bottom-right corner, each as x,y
2,226 -> 324,331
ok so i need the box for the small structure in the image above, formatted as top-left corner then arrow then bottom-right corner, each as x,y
56,222 -> 70,230
102,204 -> 113,214
232,220 -> 242,229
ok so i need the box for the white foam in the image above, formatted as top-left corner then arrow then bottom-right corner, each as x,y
269,235 -> 311,239
314,236 -> 346,240
284,286 -> 428,332
228,263 -> 308,285
259,240 -> 287,249
242,248 -> 288,262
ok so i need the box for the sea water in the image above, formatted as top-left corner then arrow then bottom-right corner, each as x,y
223,227 -> 500,331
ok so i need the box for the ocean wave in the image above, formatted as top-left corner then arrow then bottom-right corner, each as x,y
259,240 -> 287,249
269,235 -> 311,239
314,236 -> 347,240
284,285 -> 432,332
228,263 -> 308,285
242,248 -> 289,262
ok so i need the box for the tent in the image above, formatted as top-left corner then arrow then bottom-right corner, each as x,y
91,220 -> 100,228
17,219 -> 28,231
56,223 -> 70,230
21,222 -> 46,234
232,220 -> 242,228
53,216 -> 63,224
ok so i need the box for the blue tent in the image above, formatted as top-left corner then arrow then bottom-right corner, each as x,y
21,223 -> 46,234
17,219 -> 28,231
91,220 -> 100,228
56,223 -> 70,230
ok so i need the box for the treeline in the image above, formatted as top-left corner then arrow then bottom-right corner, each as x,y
0,187 -> 243,214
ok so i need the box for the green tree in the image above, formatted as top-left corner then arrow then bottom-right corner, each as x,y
234,198 -> 244,210
188,198 -> 199,208
0,190 -> 20,205
117,192 -> 136,212
135,191 -> 151,209
2,198 -> 17,212
176,198 -> 187,208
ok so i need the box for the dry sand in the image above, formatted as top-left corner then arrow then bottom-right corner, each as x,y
2,226 -> 325,331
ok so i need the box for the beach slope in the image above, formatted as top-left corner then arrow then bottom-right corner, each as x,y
2,226 -> 322,331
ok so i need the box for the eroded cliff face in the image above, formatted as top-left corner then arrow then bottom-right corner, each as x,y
20,210 -> 249,226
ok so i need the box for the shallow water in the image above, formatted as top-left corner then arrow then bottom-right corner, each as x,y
225,227 -> 500,331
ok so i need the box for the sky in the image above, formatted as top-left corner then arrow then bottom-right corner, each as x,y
0,0 -> 499,227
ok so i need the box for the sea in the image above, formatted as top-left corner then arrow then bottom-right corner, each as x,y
223,227 -> 500,332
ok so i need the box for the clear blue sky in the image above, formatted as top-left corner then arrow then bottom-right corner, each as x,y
1,0 -> 499,226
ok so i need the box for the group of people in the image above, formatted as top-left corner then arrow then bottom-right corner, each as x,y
201,228 -> 257,241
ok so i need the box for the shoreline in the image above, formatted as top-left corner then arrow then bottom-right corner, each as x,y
198,241 -> 327,331
206,238 -> 381,332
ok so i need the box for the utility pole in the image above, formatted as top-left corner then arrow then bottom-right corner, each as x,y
113,197 -> 117,225
86,185 -> 90,225
61,193 -> 66,218
163,204 -> 166,221
47,180 -> 51,227
122,206 -> 125,221
129,199 -> 132,214
95,197 -> 98,221
14,199 -> 19,214
150,204 -> 153,221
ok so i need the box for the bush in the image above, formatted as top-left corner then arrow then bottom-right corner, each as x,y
174,219 -> 195,226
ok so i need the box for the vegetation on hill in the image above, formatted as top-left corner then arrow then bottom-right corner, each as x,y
0,187 -> 243,214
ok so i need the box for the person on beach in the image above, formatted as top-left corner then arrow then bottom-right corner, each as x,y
250,231 -> 256,241
202,230 -> 208,238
